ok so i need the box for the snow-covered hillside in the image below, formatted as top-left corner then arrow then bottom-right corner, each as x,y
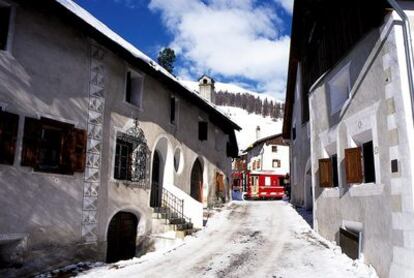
219,106 -> 282,151
180,80 -> 277,102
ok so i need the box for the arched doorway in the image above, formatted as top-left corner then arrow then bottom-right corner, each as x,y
106,212 -> 138,263
191,159 -> 203,202
150,151 -> 162,207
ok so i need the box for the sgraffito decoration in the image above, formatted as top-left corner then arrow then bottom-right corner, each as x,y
81,44 -> 106,243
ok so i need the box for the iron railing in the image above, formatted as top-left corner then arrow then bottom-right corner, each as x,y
161,187 -> 192,224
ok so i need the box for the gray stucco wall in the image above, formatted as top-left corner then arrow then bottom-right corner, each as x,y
309,14 -> 414,277
290,64 -> 312,209
0,2 -> 233,275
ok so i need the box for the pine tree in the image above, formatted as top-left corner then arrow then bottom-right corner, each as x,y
157,48 -> 176,74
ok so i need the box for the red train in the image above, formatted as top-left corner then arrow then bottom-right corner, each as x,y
245,171 -> 287,199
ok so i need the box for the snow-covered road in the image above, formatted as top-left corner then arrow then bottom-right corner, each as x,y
79,201 -> 378,278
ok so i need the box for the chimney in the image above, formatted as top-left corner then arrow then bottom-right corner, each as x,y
256,126 -> 261,140
198,75 -> 216,103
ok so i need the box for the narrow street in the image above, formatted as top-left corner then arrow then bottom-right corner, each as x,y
79,201 -> 377,278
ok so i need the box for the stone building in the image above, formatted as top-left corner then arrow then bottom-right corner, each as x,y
0,0 -> 240,275
284,0 -> 414,277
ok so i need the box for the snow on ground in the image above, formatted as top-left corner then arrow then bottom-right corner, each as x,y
77,201 -> 378,278
218,106 -> 282,151
180,80 -> 278,102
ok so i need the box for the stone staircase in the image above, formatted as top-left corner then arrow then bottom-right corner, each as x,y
150,188 -> 196,251
152,207 -> 194,238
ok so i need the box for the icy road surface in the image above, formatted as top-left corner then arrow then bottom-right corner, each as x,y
79,201 -> 377,278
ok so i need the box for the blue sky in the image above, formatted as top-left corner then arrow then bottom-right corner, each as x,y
74,0 -> 293,99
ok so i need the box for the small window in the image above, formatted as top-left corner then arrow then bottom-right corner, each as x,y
328,63 -> 351,114
170,96 -> 176,124
125,70 -> 144,107
0,6 -> 11,51
272,146 -> 278,153
265,177 -> 271,186
257,159 -> 261,169
21,117 -> 87,174
114,138 -> 133,180
198,121 -> 208,141
345,141 -> 376,184
272,159 -> 281,168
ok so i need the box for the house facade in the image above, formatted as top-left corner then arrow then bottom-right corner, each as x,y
0,0 -> 240,276
243,134 -> 289,176
284,0 -> 414,277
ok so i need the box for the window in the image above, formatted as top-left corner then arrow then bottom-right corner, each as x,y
292,126 -> 296,140
0,110 -> 19,165
0,6 -> 11,51
114,139 -> 133,180
362,141 -> 376,183
328,63 -> 351,114
272,146 -> 278,153
331,154 -> 339,187
265,177 -> 271,186
21,117 -> 87,174
272,159 -> 281,168
125,70 -> 144,107
257,159 -> 261,169
198,121 -> 208,141
170,96 -> 176,124
345,141 -> 376,184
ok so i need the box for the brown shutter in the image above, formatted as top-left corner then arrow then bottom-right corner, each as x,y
21,117 -> 41,167
319,158 -> 333,187
0,111 -> 19,165
67,128 -> 87,172
216,173 -> 225,192
345,147 -> 363,184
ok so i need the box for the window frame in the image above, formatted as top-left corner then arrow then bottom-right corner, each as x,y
272,159 -> 281,168
124,69 -> 144,109
114,138 -> 133,181
198,121 -> 208,141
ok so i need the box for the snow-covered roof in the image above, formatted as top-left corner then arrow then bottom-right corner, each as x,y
53,0 -> 240,133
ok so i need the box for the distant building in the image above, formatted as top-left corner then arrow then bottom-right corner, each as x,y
0,0 -> 240,275
232,134 -> 289,199
284,0 -> 414,277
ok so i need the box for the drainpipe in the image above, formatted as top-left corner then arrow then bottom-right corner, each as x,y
387,0 -> 414,121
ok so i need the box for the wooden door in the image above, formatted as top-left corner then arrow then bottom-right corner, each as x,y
191,159 -> 203,202
106,212 -> 138,263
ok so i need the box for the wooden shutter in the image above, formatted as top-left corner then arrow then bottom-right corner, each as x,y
319,158 -> 333,187
0,111 -> 19,165
345,147 -> 363,184
65,128 -> 87,172
216,173 -> 225,192
21,117 -> 41,167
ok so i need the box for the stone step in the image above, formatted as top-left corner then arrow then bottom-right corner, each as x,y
176,222 -> 193,231
152,212 -> 179,220
169,217 -> 186,225
175,229 -> 194,239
